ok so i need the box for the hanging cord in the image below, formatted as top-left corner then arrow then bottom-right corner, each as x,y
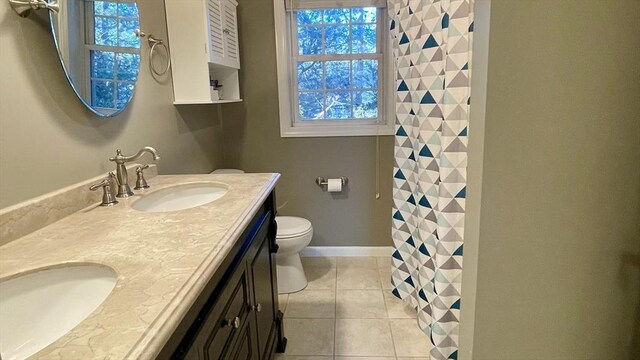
277,200 -> 289,212
375,135 -> 381,199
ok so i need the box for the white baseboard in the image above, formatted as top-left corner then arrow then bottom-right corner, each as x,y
301,246 -> 393,257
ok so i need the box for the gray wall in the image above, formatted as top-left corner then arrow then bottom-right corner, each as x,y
0,1 -> 224,208
221,0 -> 394,247
461,1 -> 640,359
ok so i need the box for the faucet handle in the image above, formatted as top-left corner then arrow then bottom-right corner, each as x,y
90,173 -> 118,206
109,149 -> 119,162
134,165 -> 150,190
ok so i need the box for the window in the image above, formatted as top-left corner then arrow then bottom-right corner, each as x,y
274,0 -> 394,137
85,0 -> 141,111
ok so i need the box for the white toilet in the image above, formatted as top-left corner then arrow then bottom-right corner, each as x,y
275,216 -> 313,294
211,169 -> 313,294
211,169 -> 245,175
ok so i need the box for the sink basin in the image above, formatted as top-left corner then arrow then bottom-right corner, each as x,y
0,265 -> 117,360
131,183 -> 228,212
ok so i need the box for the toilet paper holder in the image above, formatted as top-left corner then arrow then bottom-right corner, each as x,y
315,177 -> 349,187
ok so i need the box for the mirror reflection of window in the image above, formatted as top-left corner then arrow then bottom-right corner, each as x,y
84,0 -> 141,111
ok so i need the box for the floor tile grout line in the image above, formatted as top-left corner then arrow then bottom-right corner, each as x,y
381,286 -> 392,320
388,317 -> 400,359
380,284 -> 400,360
372,263 -> 399,360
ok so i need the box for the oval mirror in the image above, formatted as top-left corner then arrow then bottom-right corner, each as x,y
49,0 -> 141,117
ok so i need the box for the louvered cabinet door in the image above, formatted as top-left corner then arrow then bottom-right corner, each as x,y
207,0 -> 239,69
221,0 -> 240,69
207,0 -> 225,65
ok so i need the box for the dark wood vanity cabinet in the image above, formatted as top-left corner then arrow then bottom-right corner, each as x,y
158,192 -> 286,360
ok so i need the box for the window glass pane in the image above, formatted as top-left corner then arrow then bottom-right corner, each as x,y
118,19 -> 140,48
325,61 -> 350,89
295,7 -> 382,122
351,7 -> 376,23
323,9 -> 349,24
91,50 -> 115,78
352,59 -> 378,89
325,91 -> 351,119
92,80 -> 115,108
94,1 -> 117,16
116,82 -> 135,109
94,16 -> 117,46
117,2 -> 138,18
324,25 -> 349,54
117,53 -> 139,81
298,26 -> 322,55
353,90 -> 378,118
298,61 -> 323,90
352,24 -> 376,53
299,92 -> 324,120
297,10 -> 322,24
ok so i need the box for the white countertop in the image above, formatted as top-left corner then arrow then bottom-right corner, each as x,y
0,173 -> 280,359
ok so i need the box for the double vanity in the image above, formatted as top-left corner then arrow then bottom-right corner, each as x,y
0,165 -> 285,359
3,0 -> 282,356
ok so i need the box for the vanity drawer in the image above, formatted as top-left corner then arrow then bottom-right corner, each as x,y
183,262 -> 251,360
205,268 -> 251,359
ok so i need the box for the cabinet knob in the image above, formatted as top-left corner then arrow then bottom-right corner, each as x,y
223,28 -> 231,35
252,303 -> 263,313
224,316 -> 240,329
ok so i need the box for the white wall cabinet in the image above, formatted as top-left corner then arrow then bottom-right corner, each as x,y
165,0 -> 241,104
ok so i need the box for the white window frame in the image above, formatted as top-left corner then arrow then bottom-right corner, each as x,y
274,0 -> 395,137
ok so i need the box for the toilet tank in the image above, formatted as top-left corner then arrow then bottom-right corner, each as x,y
210,169 -> 245,174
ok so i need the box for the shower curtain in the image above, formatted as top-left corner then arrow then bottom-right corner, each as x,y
388,0 -> 473,359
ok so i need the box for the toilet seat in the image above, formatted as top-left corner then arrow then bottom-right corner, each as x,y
276,216 -> 312,239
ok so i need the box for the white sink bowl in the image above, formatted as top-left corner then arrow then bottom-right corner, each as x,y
0,265 -> 117,360
131,183 -> 228,212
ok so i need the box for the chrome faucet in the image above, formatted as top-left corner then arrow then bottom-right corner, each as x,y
109,146 -> 160,197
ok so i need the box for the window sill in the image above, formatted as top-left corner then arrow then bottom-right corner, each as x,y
280,123 -> 394,138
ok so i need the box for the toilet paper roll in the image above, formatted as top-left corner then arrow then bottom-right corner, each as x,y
327,178 -> 343,192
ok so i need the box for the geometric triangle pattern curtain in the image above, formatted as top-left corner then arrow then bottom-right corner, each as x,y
388,1 -> 473,359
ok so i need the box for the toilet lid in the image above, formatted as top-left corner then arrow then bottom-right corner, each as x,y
276,216 -> 312,238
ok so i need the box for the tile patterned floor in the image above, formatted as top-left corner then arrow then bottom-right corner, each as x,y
275,256 -> 430,360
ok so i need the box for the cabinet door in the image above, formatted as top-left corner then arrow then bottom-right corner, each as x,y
207,0 -> 239,69
207,0 -> 225,64
250,232 -> 276,359
221,0 -> 240,69
227,314 -> 259,360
